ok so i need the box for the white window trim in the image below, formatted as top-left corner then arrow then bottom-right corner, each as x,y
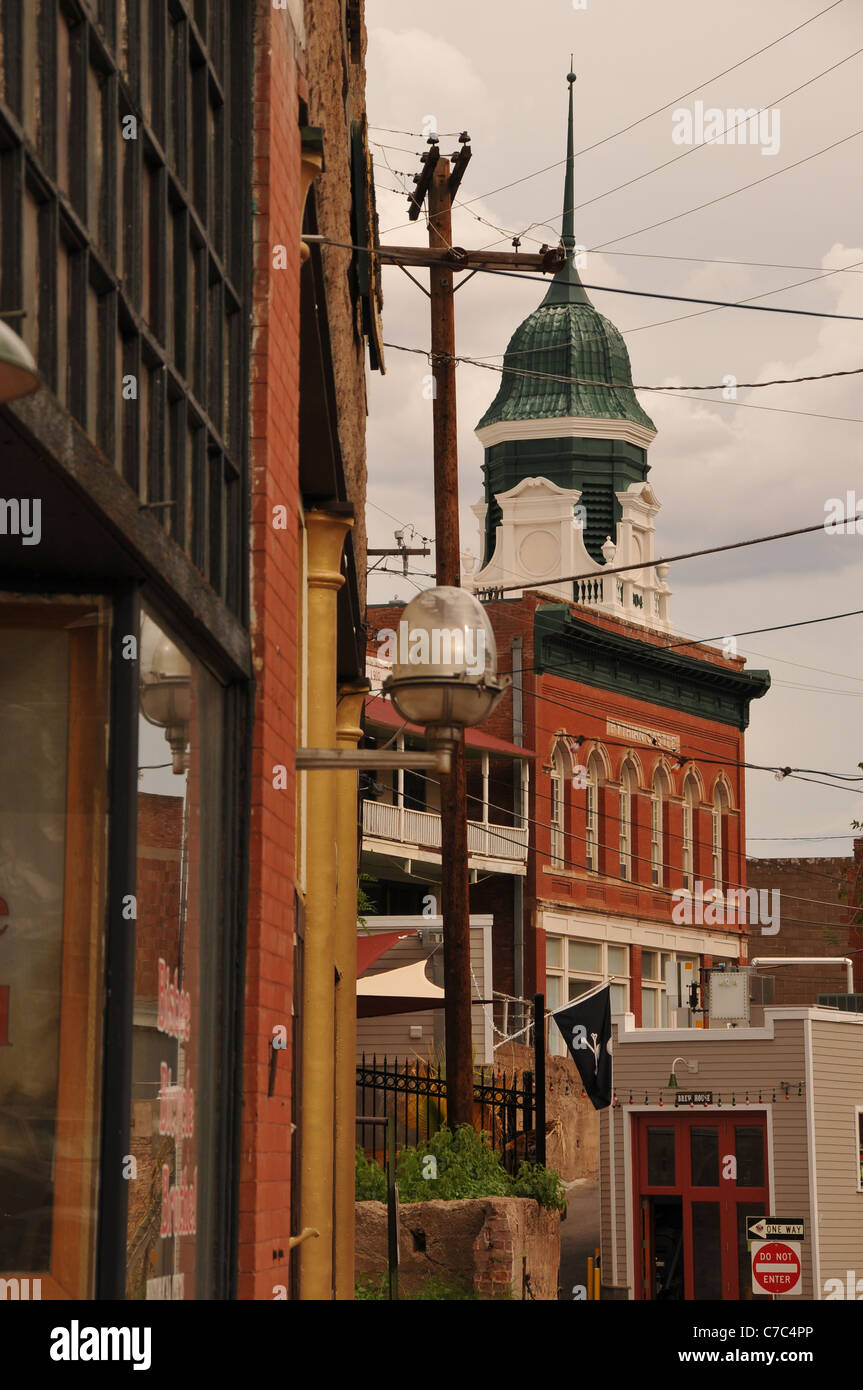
546,935 -> 629,1055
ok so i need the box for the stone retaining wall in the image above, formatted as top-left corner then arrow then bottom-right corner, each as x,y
355,1197 -> 560,1300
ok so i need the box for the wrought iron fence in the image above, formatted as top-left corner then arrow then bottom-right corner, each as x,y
356,1054 -> 536,1174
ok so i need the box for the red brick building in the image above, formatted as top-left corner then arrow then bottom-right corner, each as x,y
0,0 -> 376,1303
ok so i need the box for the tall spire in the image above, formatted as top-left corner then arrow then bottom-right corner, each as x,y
561,65 -> 576,251
542,66 -> 591,307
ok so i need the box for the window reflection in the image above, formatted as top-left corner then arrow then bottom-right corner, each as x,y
125,610 -> 224,1300
0,598 -> 110,1297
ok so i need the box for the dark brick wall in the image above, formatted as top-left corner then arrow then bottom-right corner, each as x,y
746,842 -> 863,1004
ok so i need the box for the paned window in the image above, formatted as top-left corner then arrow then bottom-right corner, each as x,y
682,773 -> 699,892
712,782 -> 729,891
545,936 -> 629,1056
550,744 -> 566,869
0,0 -> 250,614
651,765 -> 670,886
619,760 -> 636,880
585,752 -> 604,872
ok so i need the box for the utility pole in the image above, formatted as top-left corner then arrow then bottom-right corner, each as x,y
394,137 -> 564,1127
426,146 -> 473,1126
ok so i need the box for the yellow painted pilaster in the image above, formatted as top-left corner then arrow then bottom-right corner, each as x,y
299,508 -> 352,1300
333,681 -> 369,1300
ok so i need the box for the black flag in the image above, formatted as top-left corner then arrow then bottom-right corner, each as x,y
552,984 -> 612,1110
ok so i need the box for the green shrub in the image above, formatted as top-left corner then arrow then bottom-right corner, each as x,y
396,1125 -> 512,1204
510,1160 -> 567,1213
355,1124 -> 566,1212
355,1146 -> 387,1202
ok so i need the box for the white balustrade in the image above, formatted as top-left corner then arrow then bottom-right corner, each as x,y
362,799 -> 528,861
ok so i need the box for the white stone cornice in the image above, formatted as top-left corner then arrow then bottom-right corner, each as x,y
476,415 -> 657,451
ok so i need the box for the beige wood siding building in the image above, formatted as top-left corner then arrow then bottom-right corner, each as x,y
599,1007 -> 863,1300
356,915 -> 494,1065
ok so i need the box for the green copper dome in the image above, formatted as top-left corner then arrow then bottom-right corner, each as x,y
476,294 -> 656,431
477,71 -> 655,436
475,71 -> 657,568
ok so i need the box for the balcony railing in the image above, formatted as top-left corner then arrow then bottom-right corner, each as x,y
362,799 -> 529,862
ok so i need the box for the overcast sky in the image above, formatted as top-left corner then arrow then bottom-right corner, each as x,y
363,0 -> 863,857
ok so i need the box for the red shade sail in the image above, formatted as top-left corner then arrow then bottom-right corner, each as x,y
357,929 -> 417,978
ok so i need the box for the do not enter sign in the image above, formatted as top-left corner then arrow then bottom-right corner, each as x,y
751,1239 -> 802,1295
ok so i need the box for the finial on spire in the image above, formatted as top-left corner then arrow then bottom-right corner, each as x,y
561,65 -> 576,252
539,67 -> 591,308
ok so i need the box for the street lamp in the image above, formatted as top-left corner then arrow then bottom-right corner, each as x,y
383,586 -> 509,1129
382,585 -> 510,748
0,318 -> 40,403
140,633 -> 192,775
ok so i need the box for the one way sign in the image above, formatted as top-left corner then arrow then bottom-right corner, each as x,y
746,1216 -> 805,1241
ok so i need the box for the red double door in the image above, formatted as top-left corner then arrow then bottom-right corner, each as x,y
634,1112 -> 769,1300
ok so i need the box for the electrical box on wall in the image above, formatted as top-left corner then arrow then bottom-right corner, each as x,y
707,968 -> 750,1025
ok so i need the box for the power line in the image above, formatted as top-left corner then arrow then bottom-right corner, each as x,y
589,126 -> 863,254
479,516 -> 858,596
315,235 -> 863,323
368,596 -> 863,784
370,126 -> 462,138
429,742 -> 863,878
450,261 -> 863,322
596,249 -> 863,276
391,763 -> 861,920
381,337 -> 863,425
622,253 -> 863,337
661,608 -> 863,651
505,51 -> 863,257
748,834 -> 858,841
378,0 -> 848,235
573,48 -> 863,218
382,339 -> 863,392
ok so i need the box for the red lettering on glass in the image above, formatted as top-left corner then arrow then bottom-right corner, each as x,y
156,957 -> 192,1042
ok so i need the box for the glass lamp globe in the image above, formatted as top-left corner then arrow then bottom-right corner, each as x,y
382,586 -> 510,732
0,319 -> 39,402
139,634 -> 192,774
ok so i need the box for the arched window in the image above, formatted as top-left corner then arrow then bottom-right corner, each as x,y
682,772 -> 699,891
550,743 -> 566,868
585,751 -> 605,872
713,781 -> 730,890
619,759 -> 637,880
651,765 -> 671,886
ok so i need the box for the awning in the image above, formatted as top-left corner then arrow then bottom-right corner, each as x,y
356,958 -> 494,1017
364,695 -> 536,760
357,929 -> 417,978
356,958 -> 445,1017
